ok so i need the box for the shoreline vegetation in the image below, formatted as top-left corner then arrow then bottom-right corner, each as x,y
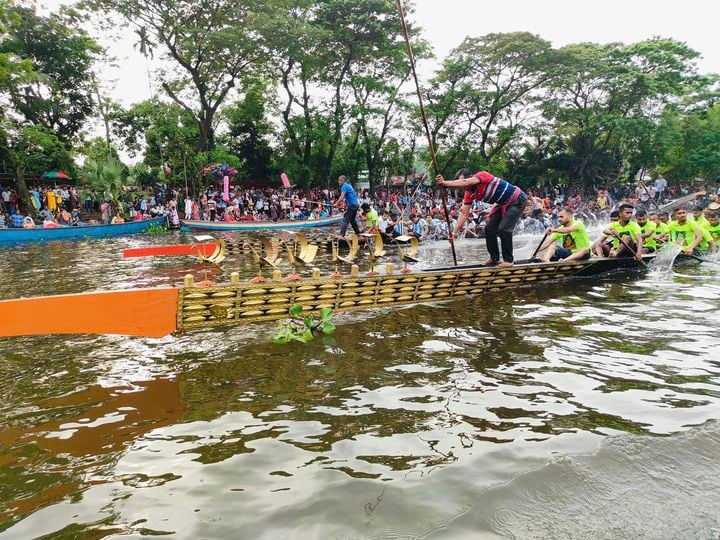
0,1 -> 718,215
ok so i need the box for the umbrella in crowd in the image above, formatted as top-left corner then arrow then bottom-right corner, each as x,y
41,171 -> 70,180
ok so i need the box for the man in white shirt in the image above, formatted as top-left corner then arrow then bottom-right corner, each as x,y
654,176 -> 667,201
377,211 -> 391,235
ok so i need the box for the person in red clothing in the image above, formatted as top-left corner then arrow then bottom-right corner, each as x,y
438,168 -> 527,267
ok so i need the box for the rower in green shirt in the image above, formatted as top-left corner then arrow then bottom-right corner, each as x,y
650,211 -> 668,245
692,205 -> 710,228
593,203 -> 644,262
536,208 -> 591,262
703,211 -> 720,243
361,202 -> 379,233
635,208 -> 658,253
665,206 -> 703,255
698,211 -> 719,253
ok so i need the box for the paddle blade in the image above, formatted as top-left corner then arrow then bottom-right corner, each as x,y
123,243 -> 216,258
0,288 -> 179,338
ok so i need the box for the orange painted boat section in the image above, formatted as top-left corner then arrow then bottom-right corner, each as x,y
0,287 -> 179,338
123,243 -> 216,258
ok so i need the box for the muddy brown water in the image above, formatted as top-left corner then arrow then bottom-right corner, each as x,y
0,231 -> 719,538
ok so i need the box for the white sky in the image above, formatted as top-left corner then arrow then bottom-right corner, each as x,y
38,0 -> 720,108
413,0 -> 719,77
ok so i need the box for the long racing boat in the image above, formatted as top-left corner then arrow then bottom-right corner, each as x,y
180,215 -> 343,231
0,215 -> 168,244
0,253 -> 697,339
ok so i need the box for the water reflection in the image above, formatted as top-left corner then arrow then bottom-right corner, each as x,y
0,234 -> 719,537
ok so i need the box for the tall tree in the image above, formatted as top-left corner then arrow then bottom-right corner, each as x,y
270,0 -> 417,187
0,6 -> 101,145
426,32 -> 558,174
111,99 -> 199,190
84,0 -> 275,154
0,5 -> 71,213
223,78 -> 275,181
544,38 -> 701,187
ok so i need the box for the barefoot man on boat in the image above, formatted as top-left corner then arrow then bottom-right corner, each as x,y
437,169 -> 527,267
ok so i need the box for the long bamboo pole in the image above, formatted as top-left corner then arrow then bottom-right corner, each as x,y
395,0 -> 458,266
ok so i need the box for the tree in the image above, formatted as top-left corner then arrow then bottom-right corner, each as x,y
223,78 -> 275,181
84,0 -> 276,154
657,103 -> 720,180
0,6 -> 101,145
544,38 -> 701,188
270,0 -> 417,187
426,32 -> 559,175
111,99 -> 200,191
347,19 -> 422,188
83,155 -> 138,213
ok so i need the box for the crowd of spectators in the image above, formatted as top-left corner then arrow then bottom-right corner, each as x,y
1,174 -> 715,238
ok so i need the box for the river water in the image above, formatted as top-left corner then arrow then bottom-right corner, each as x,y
1,231 -> 719,539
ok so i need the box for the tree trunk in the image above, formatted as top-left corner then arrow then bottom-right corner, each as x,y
197,115 -> 214,154
14,162 -> 37,219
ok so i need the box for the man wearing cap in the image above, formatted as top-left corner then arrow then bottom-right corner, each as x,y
437,169 -> 527,267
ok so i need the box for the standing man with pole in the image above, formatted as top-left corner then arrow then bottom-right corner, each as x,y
333,175 -> 361,239
437,169 -> 527,267
396,0 -> 458,266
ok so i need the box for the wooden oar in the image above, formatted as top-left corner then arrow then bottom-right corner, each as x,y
0,288 -> 179,338
396,0 -> 458,266
531,233 -> 549,260
616,234 -> 647,267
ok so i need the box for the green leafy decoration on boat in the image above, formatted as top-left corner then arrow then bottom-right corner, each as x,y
273,304 -> 336,344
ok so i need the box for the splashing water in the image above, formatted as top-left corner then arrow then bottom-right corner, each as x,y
647,243 -> 683,280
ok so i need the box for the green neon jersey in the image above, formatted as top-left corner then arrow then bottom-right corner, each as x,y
551,219 -> 591,252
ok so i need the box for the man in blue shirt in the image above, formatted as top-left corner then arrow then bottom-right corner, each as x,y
333,175 -> 361,237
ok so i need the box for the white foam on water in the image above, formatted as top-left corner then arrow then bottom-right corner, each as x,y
647,243 -> 683,281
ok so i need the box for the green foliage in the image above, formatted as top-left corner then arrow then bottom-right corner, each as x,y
144,222 -> 168,235
273,304 -> 336,344
268,0 -> 420,187
0,6 -> 101,144
83,156 -> 138,211
223,78 -> 276,180
84,0 -> 277,154
538,38 -> 701,188
426,32 -> 559,176
660,103 -> 720,180
10,125 -> 74,175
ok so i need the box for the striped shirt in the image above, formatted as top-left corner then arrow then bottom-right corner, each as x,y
463,171 -> 523,206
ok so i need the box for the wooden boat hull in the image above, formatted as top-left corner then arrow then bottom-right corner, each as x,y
0,254 -> 696,338
180,215 -> 343,231
174,255 -> 674,332
0,215 -> 168,244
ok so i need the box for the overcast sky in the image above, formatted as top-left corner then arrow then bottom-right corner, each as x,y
39,0 -> 720,108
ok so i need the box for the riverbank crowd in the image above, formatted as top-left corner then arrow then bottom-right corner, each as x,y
1,176 -> 718,256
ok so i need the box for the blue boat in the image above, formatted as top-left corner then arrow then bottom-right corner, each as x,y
180,214 -> 343,231
0,215 -> 168,244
